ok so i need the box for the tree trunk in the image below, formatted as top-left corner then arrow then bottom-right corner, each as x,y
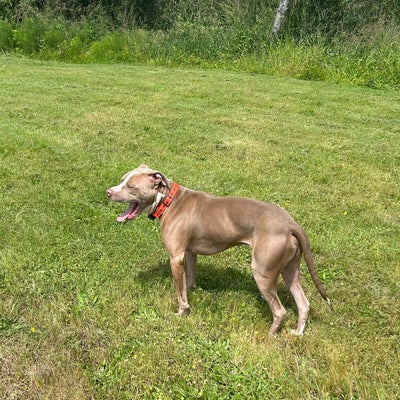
270,0 -> 290,41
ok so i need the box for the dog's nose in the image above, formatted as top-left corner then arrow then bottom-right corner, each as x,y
107,189 -> 114,198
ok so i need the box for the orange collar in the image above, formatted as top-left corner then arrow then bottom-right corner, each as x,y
149,182 -> 180,220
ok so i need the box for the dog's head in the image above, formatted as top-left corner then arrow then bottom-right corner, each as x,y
107,164 -> 169,222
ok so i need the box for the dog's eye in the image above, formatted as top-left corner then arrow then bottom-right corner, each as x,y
126,177 -> 136,188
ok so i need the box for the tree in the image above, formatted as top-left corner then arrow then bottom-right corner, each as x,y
270,0 -> 290,41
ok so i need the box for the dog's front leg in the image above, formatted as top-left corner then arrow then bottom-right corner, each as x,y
185,250 -> 197,290
170,253 -> 190,316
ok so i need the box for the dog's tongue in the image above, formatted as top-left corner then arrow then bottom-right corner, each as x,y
117,203 -> 139,222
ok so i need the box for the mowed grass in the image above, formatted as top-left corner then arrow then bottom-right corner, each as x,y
0,56 -> 399,399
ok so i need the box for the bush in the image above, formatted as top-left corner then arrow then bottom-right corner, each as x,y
42,19 -> 69,50
87,32 -> 130,62
0,20 -> 14,51
61,36 -> 86,62
13,18 -> 45,54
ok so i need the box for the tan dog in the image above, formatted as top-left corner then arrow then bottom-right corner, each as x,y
107,164 -> 330,336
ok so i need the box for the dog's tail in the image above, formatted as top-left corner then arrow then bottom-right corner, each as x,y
291,225 -> 331,306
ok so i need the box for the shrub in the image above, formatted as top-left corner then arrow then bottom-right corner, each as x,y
13,18 -> 45,54
87,31 -> 130,62
42,19 -> 69,50
0,20 -> 14,51
61,36 -> 86,62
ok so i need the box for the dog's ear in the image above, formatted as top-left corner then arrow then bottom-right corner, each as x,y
149,172 -> 168,188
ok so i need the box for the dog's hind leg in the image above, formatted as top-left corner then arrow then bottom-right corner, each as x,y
251,245 -> 287,336
281,249 -> 310,336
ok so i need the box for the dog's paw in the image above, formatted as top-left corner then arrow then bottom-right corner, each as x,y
175,307 -> 190,317
290,328 -> 305,336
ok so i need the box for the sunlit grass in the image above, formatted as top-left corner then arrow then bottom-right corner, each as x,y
0,56 -> 399,399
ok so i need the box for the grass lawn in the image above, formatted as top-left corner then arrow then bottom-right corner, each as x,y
0,56 -> 399,399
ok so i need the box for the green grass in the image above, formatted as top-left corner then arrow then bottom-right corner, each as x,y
0,56 -> 399,399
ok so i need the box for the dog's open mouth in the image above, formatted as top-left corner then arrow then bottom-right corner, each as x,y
117,202 -> 140,222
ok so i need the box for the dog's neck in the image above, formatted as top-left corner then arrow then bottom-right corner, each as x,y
148,182 -> 180,220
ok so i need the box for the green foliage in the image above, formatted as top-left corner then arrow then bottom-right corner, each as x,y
1,1 -> 400,89
87,31 -> 129,62
12,17 -> 45,53
0,19 -> 13,50
287,0 -> 400,41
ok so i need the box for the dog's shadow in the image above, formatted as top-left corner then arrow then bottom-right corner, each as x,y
136,259 -> 295,311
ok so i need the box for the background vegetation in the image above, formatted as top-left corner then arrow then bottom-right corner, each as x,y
0,56 -> 399,399
1,0 -> 400,88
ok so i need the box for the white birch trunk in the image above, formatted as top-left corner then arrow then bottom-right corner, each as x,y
270,0 -> 290,41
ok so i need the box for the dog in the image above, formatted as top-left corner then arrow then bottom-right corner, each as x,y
107,164 -> 330,336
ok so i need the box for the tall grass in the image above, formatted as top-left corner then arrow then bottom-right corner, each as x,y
1,15 -> 400,89
1,1 -> 400,88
